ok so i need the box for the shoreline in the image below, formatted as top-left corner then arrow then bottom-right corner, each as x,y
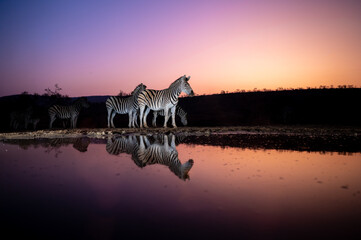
1,126 -> 360,153
0,125 -> 359,139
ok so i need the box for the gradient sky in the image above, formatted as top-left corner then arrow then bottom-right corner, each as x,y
0,0 -> 360,97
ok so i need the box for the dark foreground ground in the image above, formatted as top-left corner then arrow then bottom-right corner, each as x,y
1,126 -> 360,153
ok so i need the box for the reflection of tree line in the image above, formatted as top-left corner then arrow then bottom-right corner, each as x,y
106,134 -> 194,180
2,138 -> 91,156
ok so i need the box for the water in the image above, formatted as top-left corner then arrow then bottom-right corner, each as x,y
1,135 -> 360,239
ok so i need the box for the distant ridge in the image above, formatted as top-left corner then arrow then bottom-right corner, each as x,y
74,95 -> 110,103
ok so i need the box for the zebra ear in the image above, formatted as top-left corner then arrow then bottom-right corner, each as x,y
187,76 -> 191,81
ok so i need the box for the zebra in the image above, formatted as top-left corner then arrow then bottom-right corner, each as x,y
27,118 -> 40,130
137,75 -> 194,128
152,106 -> 188,127
9,106 -> 38,130
136,134 -> 194,180
48,97 -> 89,129
105,83 -> 146,128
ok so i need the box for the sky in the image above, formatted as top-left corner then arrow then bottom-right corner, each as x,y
0,0 -> 360,97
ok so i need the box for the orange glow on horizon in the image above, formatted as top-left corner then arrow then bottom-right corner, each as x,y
0,0 -> 360,97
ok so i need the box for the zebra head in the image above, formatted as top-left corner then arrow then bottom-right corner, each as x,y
180,112 -> 188,126
180,159 -> 194,180
132,83 -> 147,95
77,97 -> 90,108
180,75 -> 194,96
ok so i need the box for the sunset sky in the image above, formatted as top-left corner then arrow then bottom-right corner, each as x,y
0,0 -> 360,97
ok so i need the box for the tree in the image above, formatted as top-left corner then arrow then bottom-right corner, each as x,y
117,90 -> 128,96
44,84 -> 64,97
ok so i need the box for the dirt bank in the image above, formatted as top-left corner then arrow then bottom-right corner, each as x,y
1,126 -> 360,153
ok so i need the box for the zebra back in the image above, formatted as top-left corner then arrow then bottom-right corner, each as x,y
138,76 -> 193,111
106,83 -> 146,114
49,98 -> 88,119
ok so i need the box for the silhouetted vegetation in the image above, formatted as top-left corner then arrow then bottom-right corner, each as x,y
0,87 -> 360,132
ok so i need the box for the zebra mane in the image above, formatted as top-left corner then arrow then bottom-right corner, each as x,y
168,76 -> 185,88
131,83 -> 145,95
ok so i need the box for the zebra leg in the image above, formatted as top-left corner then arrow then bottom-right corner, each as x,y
107,108 -> 112,128
166,108 -> 175,128
14,121 -> 19,130
49,115 -> 56,129
152,112 -> 158,127
133,111 -> 139,128
170,134 -> 176,149
143,108 -> 150,128
143,135 -> 151,147
170,106 -> 177,128
163,134 -> 169,150
111,112 -> 116,128
163,107 -> 170,128
70,117 -> 74,128
73,116 -> 78,128
139,106 -> 145,128
128,112 -> 132,128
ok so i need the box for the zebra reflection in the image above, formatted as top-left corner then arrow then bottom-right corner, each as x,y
48,138 -> 91,153
106,135 -> 143,167
106,134 -> 194,180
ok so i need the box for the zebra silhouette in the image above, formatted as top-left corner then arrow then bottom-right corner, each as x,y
137,75 -> 194,128
105,83 -> 147,128
136,134 -> 194,180
152,106 -> 188,127
48,97 -> 89,129
9,106 -> 39,130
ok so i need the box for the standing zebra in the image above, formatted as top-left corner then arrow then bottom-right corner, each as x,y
48,97 -> 89,129
152,106 -> 188,127
9,106 -> 34,130
138,75 -> 194,128
105,83 -> 146,128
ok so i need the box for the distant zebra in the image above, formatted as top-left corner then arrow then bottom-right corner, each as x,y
105,83 -> 146,128
136,134 -> 194,180
48,97 -> 89,129
152,106 -> 187,127
9,106 -> 39,130
27,118 -> 40,130
138,75 -> 194,128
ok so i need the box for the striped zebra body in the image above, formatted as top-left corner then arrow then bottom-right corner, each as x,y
48,97 -> 89,129
106,135 -> 144,167
105,83 -> 146,128
152,106 -> 187,127
136,135 -> 194,180
106,135 -> 138,155
138,75 -> 194,128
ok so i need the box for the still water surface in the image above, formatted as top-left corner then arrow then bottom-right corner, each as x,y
1,135 -> 360,239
